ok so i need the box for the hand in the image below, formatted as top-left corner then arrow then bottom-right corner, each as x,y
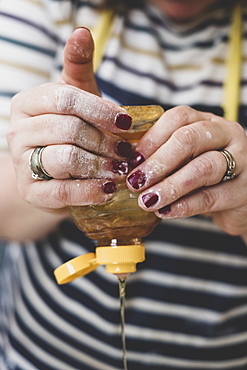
127,106 -> 247,237
7,28 -> 133,213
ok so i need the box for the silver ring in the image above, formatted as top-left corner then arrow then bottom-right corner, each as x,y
220,149 -> 236,182
29,146 -> 53,180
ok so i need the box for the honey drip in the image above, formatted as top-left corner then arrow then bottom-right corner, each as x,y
118,277 -> 128,370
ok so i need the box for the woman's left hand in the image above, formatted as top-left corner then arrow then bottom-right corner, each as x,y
126,106 -> 247,237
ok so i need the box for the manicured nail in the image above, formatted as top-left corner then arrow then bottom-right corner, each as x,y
115,141 -> 133,158
142,192 -> 159,208
115,113 -> 132,130
129,151 -> 145,169
127,170 -> 147,190
112,160 -> 129,175
158,205 -> 171,215
102,181 -> 117,194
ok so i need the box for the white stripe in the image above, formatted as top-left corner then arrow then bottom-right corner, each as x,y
44,239 -> 119,305
126,321 -> 247,348
12,266 -> 119,370
126,297 -> 247,327
21,248 -> 123,357
127,350 -> 247,369
1,263 -> 44,370
160,216 -> 223,232
26,244 -> 247,346
130,269 -> 247,296
145,240 -> 247,267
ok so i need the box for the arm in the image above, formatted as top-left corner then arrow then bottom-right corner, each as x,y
0,2 -> 118,241
0,151 -> 65,241
126,106 -> 247,240
0,0 -> 66,241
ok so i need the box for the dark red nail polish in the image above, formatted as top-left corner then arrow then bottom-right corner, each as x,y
115,141 -> 133,158
112,160 -> 129,175
127,170 -> 147,190
115,113 -> 132,130
142,192 -> 159,208
129,151 -> 145,169
158,205 -> 171,215
102,181 -> 116,194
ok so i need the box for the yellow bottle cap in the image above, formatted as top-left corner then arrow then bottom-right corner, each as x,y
54,244 -> 145,284
54,253 -> 98,284
96,244 -> 145,274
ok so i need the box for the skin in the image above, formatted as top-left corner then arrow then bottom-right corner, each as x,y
150,0 -> 226,20
8,29 -> 131,212
5,3 -> 247,243
128,107 -> 247,238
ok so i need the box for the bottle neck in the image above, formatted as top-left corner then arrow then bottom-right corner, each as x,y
96,237 -> 142,247
95,237 -> 145,275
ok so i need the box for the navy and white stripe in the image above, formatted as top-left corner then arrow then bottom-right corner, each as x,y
1,0 -> 247,369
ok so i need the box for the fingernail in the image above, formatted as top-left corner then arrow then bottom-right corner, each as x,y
75,26 -> 90,31
127,170 -> 147,190
129,151 -> 145,169
102,181 -> 117,194
115,113 -> 132,130
142,192 -> 159,208
115,141 -> 133,158
112,160 -> 129,175
158,205 -> 171,215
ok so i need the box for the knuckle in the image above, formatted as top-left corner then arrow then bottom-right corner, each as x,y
96,131 -> 107,152
55,181 -> 71,205
172,125 -> 199,149
10,91 -> 22,109
55,86 -> 77,113
200,187 -> 217,211
6,126 -> 15,144
57,145 -> 79,173
165,178 -> 182,202
60,116 -> 82,143
191,155 -> 215,181
165,105 -> 194,123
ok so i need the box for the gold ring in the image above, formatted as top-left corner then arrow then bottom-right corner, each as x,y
220,149 -> 236,182
29,146 -> 53,180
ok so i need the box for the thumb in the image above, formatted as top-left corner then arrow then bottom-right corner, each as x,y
60,27 -> 100,95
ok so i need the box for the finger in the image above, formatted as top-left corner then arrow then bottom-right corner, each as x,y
135,106 -> 215,159
13,114 -> 133,160
127,117 -> 238,192
11,83 -> 132,133
29,145 -> 129,180
19,178 -> 117,211
137,150 -> 233,211
60,27 -> 100,95
155,177 -> 244,224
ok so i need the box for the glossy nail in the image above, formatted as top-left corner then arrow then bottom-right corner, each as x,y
158,205 -> 171,215
129,151 -> 145,169
102,181 -> 117,194
142,192 -> 159,208
115,113 -> 132,130
127,170 -> 147,190
115,141 -> 133,158
112,160 -> 129,175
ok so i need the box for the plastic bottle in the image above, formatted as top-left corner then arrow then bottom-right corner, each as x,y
54,105 -> 164,284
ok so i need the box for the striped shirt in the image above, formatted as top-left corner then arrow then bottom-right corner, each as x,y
1,0 -> 247,369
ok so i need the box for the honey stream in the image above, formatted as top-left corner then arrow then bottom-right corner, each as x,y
118,277 -> 128,370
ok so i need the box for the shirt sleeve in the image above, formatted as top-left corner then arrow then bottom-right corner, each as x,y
0,0 -> 65,150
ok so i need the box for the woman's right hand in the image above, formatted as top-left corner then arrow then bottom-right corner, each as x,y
7,28 -> 133,214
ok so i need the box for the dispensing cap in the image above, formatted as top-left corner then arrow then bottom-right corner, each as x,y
54,253 -> 98,284
96,244 -> 145,274
54,244 -> 145,284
